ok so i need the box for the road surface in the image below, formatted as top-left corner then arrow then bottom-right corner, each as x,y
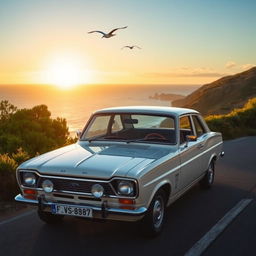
1,137 -> 256,256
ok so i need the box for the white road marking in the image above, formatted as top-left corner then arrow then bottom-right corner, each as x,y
0,209 -> 35,226
184,199 -> 253,256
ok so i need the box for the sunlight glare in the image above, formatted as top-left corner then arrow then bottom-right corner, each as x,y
45,56 -> 91,89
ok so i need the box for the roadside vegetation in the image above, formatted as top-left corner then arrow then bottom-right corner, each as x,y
0,100 -> 76,202
0,98 -> 255,202
206,97 -> 256,140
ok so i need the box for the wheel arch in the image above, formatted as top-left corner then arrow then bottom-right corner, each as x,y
147,181 -> 172,208
208,153 -> 217,168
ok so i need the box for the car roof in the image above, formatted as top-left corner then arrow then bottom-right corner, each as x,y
94,106 -> 199,117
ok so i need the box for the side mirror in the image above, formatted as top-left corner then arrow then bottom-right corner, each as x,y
185,135 -> 197,147
186,135 -> 197,142
76,130 -> 82,139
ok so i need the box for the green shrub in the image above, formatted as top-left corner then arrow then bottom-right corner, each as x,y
206,97 -> 256,140
0,101 -> 70,156
12,148 -> 30,165
0,154 -> 18,201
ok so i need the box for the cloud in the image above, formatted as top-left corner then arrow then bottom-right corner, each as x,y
143,67 -> 226,78
225,61 -> 236,69
241,63 -> 255,70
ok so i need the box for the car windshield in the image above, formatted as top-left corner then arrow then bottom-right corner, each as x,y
81,113 -> 176,144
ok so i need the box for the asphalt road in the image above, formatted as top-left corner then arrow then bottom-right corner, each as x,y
1,137 -> 256,256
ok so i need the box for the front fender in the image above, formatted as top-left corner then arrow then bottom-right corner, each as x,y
145,180 -> 172,209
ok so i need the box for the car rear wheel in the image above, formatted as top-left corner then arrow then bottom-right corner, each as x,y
141,189 -> 166,237
200,160 -> 215,189
38,210 -> 64,224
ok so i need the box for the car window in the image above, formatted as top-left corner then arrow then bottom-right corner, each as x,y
192,115 -> 206,137
86,115 -> 110,139
132,115 -> 175,129
179,116 -> 193,144
82,113 -> 176,144
112,115 -> 124,133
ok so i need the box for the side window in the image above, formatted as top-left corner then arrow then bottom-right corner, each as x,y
179,116 -> 193,144
192,115 -> 206,137
111,115 -> 124,133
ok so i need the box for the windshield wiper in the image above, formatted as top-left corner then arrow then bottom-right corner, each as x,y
125,138 -> 145,144
88,136 -> 126,143
87,137 -> 107,143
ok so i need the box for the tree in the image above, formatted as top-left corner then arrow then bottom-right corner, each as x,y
0,101 -> 70,156
0,100 -> 17,122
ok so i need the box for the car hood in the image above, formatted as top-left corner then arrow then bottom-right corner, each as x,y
19,142 -> 174,179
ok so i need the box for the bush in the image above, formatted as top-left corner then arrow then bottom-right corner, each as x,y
206,98 -> 256,140
0,101 -> 70,156
0,100 -> 74,202
0,154 -> 18,201
12,148 -> 30,165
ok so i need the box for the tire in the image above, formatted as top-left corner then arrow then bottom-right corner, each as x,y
141,189 -> 166,237
200,160 -> 215,189
38,210 -> 64,224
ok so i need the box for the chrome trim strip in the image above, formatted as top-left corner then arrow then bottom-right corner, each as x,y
21,185 -> 43,191
143,141 -> 222,187
15,194 -> 38,205
179,141 -> 222,168
15,194 -> 147,215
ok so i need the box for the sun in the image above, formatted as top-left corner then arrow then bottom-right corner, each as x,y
45,55 -> 91,89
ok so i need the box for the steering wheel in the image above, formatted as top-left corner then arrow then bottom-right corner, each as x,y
144,133 -> 167,141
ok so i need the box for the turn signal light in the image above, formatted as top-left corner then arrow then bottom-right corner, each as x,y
119,199 -> 135,210
23,189 -> 37,200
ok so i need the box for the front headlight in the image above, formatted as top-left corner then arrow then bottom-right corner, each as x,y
23,172 -> 37,186
117,181 -> 134,196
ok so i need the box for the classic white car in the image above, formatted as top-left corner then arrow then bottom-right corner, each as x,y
15,106 -> 224,236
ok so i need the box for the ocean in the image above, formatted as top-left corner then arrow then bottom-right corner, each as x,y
0,84 -> 199,136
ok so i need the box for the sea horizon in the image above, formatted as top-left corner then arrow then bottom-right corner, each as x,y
0,83 -> 200,136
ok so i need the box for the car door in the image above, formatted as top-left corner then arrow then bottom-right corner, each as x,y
178,115 -> 204,190
191,114 -> 209,176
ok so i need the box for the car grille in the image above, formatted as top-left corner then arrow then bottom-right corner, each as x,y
37,177 -> 115,196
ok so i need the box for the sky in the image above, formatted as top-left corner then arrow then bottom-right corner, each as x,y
0,0 -> 255,86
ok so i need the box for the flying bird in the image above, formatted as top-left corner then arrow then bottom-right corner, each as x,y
121,45 -> 141,50
88,26 -> 128,38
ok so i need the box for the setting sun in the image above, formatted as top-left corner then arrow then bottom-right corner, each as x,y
45,55 -> 91,89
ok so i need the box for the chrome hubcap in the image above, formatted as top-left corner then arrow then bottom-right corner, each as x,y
153,197 -> 164,228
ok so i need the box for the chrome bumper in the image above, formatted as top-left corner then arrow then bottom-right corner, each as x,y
15,194 -> 147,222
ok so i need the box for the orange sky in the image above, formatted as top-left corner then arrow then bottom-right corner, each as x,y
0,0 -> 255,88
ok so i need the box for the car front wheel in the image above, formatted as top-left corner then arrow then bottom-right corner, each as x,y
141,189 -> 166,237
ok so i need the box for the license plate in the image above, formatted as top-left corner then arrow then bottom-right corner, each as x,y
51,204 -> 93,218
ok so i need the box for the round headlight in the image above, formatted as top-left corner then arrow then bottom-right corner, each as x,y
117,181 -> 134,196
91,184 -> 104,198
42,179 -> 54,193
23,172 -> 36,186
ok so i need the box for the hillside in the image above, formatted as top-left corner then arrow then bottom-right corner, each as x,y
172,67 -> 256,116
